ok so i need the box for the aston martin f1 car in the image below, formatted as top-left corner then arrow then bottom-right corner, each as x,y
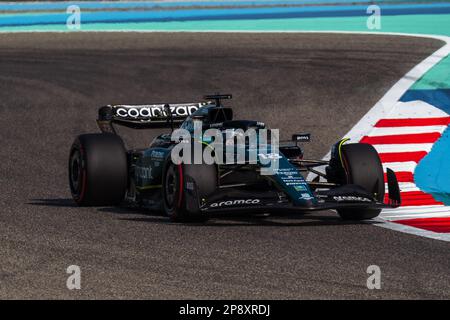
69,94 -> 401,222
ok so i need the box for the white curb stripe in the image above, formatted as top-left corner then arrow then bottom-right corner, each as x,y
395,182 -> 420,192
369,125 -> 447,136
381,208 -> 450,218
382,161 -> 417,172
384,100 -> 450,119
374,143 -> 433,153
373,218 -> 450,242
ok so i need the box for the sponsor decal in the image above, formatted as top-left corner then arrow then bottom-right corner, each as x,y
115,104 -> 199,120
294,185 -> 308,192
135,166 -> 152,180
150,150 -> 165,159
300,193 -> 314,200
293,133 -> 311,142
333,196 -> 372,202
210,199 -> 260,208
209,123 -> 224,129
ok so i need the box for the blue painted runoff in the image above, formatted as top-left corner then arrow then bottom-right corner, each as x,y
406,89 -> 450,204
0,1 -> 442,12
2,3 -> 450,27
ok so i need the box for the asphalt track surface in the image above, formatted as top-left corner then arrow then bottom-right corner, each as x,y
0,32 -> 449,299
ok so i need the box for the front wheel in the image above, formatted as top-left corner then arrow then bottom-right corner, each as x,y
336,143 -> 385,220
162,161 -> 217,223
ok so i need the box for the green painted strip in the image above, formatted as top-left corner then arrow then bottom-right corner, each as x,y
2,14 -> 450,36
412,55 -> 450,90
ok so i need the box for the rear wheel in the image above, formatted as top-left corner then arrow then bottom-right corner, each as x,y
337,143 -> 384,220
162,161 -> 217,222
69,133 -> 127,206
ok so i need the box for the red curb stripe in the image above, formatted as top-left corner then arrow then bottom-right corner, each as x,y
379,151 -> 427,163
361,132 -> 441,144
384,191 -> 443,206
375,117 -> 450,127
384,171 -> 414,183
394,217 -> 450,233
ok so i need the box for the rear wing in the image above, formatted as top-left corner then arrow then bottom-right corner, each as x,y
96,103 -> 204,132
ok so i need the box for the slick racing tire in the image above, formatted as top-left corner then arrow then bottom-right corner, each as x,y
337,143 -> 384,220
162,161 -> 217,223
69,133 -> 127,206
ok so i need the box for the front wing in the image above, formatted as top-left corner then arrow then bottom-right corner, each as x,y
183,168 -> 401,214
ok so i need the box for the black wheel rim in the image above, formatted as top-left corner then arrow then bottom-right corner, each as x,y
69,150 -> 82,195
